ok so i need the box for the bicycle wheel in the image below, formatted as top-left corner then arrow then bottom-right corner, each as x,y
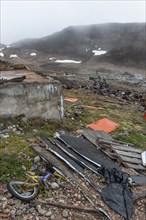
7,181 -> 39,201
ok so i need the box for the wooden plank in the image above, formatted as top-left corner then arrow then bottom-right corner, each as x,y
31,144 -> 74,179
115,150 -> 142,159
83,130 -> 113,146
112,145 -> 143,153
97,138 -> 134,147
83,130 -> 115,149
125,163 -> 146,171
120,155 -> 142,164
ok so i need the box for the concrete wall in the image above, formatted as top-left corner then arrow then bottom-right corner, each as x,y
0,82 -> 64,119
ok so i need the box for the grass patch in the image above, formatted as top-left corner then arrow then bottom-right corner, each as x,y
115,132 -> 146,150
0,134 -> 36,182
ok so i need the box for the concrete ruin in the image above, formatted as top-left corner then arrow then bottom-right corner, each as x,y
0,69 -> 64,119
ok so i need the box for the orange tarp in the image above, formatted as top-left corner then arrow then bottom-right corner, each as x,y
144,113 -> 146,120
64,98 -> 78,102
81,105 -> 104,110
88,118 -> 119,133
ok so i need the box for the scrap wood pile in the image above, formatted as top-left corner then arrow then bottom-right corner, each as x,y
30,130 -> 146,220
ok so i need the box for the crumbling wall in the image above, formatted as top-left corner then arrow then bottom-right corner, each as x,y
0,82 -> 64,119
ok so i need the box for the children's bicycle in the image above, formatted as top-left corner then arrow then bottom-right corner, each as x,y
7,163 -> 71,201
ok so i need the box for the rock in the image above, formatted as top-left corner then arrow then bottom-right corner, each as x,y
51,182 -> 59,189
7,198 -> 13,205
34,156 -> 40,163
16,131 -> 21,135
47,197 -> 54,202
6,193 -> 13,199
21,165 -> 27,171
27,171 -> 35,176
37,205 -> 46,215
62,209 -> 69,218
50,215 -> 55,220
77,194 -> 81,200
75,129 -> 84,135
16,210 -> 22,216
59,199 -> 65,203
45,210 -> 52,217
1,197 -> 7,202
21,117 -> 28,123
10,209 -> 16,216
0,133 -> 9,138
28,207 -> 35,213
45,204 -> 51,208
74,193 -> 78,198
1,197 -> 7,209
30,165 -> 35,171
4,208 -> 10,214
14,199 -> 21,206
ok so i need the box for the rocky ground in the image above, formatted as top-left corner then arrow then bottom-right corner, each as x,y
0,164 -> 146,220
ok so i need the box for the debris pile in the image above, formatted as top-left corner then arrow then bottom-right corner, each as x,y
90,76 -> 146,104
29,130 -> 146,220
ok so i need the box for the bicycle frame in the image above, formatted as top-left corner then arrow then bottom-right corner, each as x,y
23,171 -> 67,188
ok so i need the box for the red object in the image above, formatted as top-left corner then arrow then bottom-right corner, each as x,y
88,118 -> 119,133
64,98 -> 78,102
144,113 -> 146,120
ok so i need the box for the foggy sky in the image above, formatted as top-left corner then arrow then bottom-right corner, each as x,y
1,0 -> 145,44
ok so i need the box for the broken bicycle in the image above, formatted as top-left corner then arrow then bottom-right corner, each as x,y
7,164 -> 71,201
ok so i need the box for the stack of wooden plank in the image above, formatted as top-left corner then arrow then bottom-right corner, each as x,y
83,130 -> 145,172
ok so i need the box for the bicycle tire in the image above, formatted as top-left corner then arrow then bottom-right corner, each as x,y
7,181 -> 39,201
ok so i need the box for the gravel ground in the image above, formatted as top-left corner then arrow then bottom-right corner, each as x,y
0,168 -> 146,220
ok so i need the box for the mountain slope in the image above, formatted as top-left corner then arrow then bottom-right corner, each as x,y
0,43 -> 5,49
12,23 -> 146,65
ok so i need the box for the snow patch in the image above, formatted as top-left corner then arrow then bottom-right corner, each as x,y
0,52 -> 4,57
92,50 -> 107,56
30,53 -> 36,56
49,57 -> 56,60
6,45 -> 11,48
0,48 -> 4,51
55,60 -> 81,64
10,54 -> 18,58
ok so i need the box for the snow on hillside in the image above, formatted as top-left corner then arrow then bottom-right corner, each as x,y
55,60 -> 81,64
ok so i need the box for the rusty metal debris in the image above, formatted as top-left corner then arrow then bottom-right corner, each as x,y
30,199 -> 112,220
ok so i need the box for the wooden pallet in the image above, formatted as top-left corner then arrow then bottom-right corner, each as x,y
83,130 -> 145,172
